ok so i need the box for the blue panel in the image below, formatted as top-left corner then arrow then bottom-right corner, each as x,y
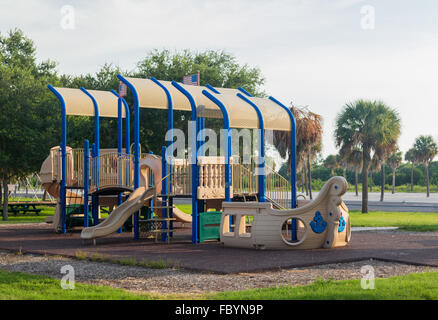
338,212 -> 346,233
310,212 -> 327,234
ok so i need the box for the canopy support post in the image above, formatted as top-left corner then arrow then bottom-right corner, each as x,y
118,75 -> 140,240
237,93 -> 266,202
48,85 -> 67,234
172,81 -> 200,244
269,96 -> 298,241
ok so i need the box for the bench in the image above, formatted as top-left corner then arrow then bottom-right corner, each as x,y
1,203 -> 42,216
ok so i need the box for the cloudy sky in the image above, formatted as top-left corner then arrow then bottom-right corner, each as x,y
1,0 -> 437,158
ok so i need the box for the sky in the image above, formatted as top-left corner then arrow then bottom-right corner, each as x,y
1,0 -> 438,160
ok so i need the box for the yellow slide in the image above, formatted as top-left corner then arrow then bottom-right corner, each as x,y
81,187 -> 155,240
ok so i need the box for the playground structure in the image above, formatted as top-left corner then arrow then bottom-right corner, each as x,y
41,76 -> 351,249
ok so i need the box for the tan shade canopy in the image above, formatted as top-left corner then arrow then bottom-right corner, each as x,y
246,97 -> 291,131
53,87 -> 125,118
123,77 -> 220,113
203,91 -> 259,129
86,90 -> 126,118
213,87 -> 291,131
121,77 -> 292,131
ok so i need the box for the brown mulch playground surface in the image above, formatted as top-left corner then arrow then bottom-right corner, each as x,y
0,223 -> 437,274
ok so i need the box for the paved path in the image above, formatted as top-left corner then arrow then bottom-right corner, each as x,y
0,224 -> 437,274
175,192 -> 438,212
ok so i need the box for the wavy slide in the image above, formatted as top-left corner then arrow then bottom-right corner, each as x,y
81,187 -> 155,240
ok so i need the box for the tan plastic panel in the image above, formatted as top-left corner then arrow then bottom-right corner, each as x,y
53,87 -> 124,118
54,87 -> 95,117
121,77 -> 291,131
203,91 -> 259,129
247,97 -> 291,131
123,77 -> 222,114
86,90 -> 126,118
211,87 -> 291,131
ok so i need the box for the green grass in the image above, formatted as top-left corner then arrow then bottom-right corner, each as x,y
210,271 -> 438,300
0,269 -> 155,300
350,210 -> 438,232
175,204 -> 192,214
2,268 -> 437,300
0,206 -> 55,224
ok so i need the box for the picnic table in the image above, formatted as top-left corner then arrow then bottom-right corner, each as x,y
0,203 -> 42,216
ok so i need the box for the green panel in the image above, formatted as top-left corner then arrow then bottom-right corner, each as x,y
65,204 -> 94,228
199,212 -> 222,243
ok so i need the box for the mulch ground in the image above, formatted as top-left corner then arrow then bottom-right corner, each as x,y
1,224 -> 437,274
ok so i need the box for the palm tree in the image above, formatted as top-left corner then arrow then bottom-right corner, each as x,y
413,135 -> 438,197
274,105 -> 323,200
387,150 -> 403,194
335,100 -> 401,213
375,143 -> 399,202
344,147 -> 363,196
404,148 -> 416,192
323,154 -> 339,176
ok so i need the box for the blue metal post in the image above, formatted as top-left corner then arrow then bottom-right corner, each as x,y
161,147 -> 168,242
80,88 -> 100,157
206,84 -> 220,94
110,90 -> 131,154
83,140 -> 90,228
238,87 -> 253,97
48,85 -> 67,234
171,81 -> 200,244
81,88 -> 100,227
268,97 -> 297,209
118,75 -> 140,240
117,96 -> 123,233
91,143 -> 99,226
201,90 -> 232,202
237,93 -> 266,202
269,96 -> 298,241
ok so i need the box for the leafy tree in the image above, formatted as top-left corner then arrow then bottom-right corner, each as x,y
0,29 -> 58,220
335,100 -> 401,213
273,106 -> 322,199
387,150 -> 403,194
323,154 -> 339,176
413,135 -> 438,197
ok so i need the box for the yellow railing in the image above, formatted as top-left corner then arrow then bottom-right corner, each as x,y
232,157 -> 292,209
265,166 -> 291,209
233,160 -> 258,196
